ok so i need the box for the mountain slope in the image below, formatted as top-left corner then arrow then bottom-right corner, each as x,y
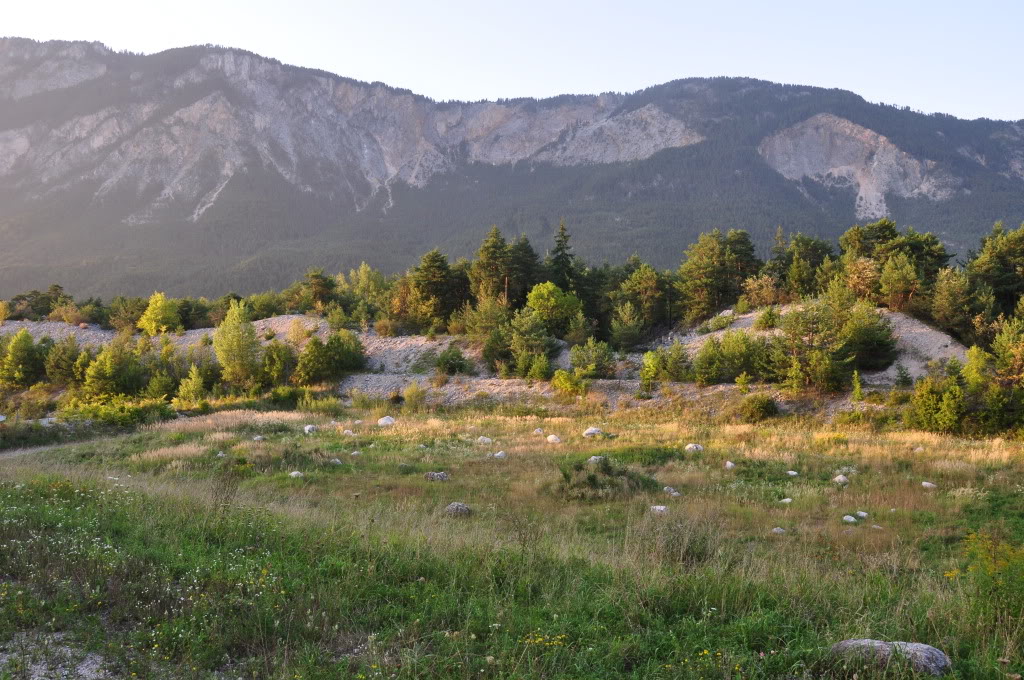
1,38 -> 1022,297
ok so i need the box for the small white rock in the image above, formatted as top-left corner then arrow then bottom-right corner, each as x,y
0,415 -> 6,423
350,451 -> 362,457
780,498 -> 793,504
771,527 -> 786,535
913,446 -> 924,453
343,429 -> 355,436
425,471 -> 450,482
377,416 -> 396,426
670,491 -> 681,497
588,455 -> 606,464
418,444 -> 428,449
253,435 -> 265,442
663,486 -> 676,493
445,502 -> 472,516
684,443 -> 704,452
871,525 -> 884,530
329,458 -> 343,465
289,471 -> 304,479
786,470 -> 799,476
833,474 -> 850,486
533,428 -> 544,435
491,451 -> 507,459
842,515 -> 857,523
546,434 -> 561,444
303,424 -> 318,435
477,436 -> 493,445
354,420 -> 363,425
724,461 -> 736,470
650,505 -> 668,514
856,511 -> 869,519
215,452 -> 226,458
921,481 -> 937,490
583,427 -> 603,438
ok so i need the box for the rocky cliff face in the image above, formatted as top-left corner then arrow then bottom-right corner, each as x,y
758,114 -> 957,219
1,38 -> 1022,296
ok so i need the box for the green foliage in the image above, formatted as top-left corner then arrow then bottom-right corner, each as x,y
175,364 -> 206,406
610,301 -> 645,350
879,252 -> 921,311
143,370 -> 177,401
550,369 -> 588,398
525,282 -> 583,338
137,292 -> 181,336
58,397 -> 174,427
213,301 -> 263,389
569,337 -> 616,379
436,346 -> 473,375
0,329 -> 44,388
738,393 -> 779,423
905,376 -> 966,433
752,306 -> 780,330
292,337 -> 331,386
0,300 -> 9,325
968,221 -> 1024,316
693,330 -> 770,386
83,341 -> 144,398
556,458 -> 659,501
262,340 -> 296,386
325,329 -> 366,374
401,381 -> 428,413
640,342 -> 691,391
851,370 -> 863,402
526,353 -> 552,380
44,336 -> 81,385
676,229 -> 761,323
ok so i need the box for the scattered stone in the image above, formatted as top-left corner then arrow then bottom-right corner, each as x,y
425,471 -> 450,481
303,424 -> 318,435
418,444 -> 428,448
546,434 -> 561,444
684,443 -> 704,452
663,486 -> 676,493
588,455 -> 606,464
329,458 -> 343,465
351,451 -> 362,457
786,470 -> 799,476
650,505 -> 668,514
289,471 -> 304,478
780,498 -> 793,504
445,502 -> 472,516
354,420 -> 363,425
922,481 -> 938,490
377,416 -> 396,426
828,639 -> 952,676
670,491 -> 681,497
724,461 -> 736,470
477,436 -> 493,444
771,527 -> 786,535
490,451 -> 507,459
914,446 -> 925,453
856,511 -> 869,519
0,415 -> 6,423
583,427 -> 603,438
343,429 -> 355,436
872,525 -> 884,530
842,515 -> 858,523
215,451 -> 226,458
253,435 -> 265,442
834,474 -> 850,486
533,428 -> 544,435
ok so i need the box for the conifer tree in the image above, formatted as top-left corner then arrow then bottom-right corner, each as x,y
213,300 -> 263,389
137,292 -> 181,336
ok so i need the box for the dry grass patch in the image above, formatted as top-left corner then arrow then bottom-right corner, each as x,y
131,443 -> 209,462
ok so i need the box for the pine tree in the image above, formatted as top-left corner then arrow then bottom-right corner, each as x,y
0,329 -> 42,387
262,341 -> 296,386
292,336 -> 331,385
137,292 -> 181,336
610,301 -> 644,350
470,227 -> 511,301
176,364 -> 207,405
213,301 -> 263,389
412,249 -> 455,321
44,335 -> 81,385
507,235 -> 541,307
879,252 -> 921,311
851,370 -> 863,402
546,220 -> 576,293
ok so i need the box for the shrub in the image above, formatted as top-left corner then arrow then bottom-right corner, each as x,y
738,393 -> 779,423
697,313 -> 735,334
298,390 -> 344,417
753,306 -> 780,330
904,376 -> 965,433
137,292 -> 181,336
527,353 -> 552,380
326,329 -> 365,373
268,385 -> 303,409
402,381 -> 428,412
551,369 -> 588,398
0,300 -> 8,325
58,397 -> 174,427
570,337 -> 616,379
556,457 -> 659,501
436,346 -> 473,375
374,318 -> 398,337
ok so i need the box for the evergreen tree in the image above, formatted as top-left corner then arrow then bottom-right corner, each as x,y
213,301 -> 263,389
144,370 -> 177,401
507,235 -> 542,307
617,263 -> 665,328
785,255 -> 815,297
470,227 -> 511,301
262,341 -> 296,386
44,335 -> 81,385
292,337 -> 331,385
0,329 -> 43,387
412,249 -> 456,322
610,301 -> 645,350
525,282 -> 583,338
84,342 -> 143,397
137,292 -> 181,336
546,220 -> 576,293
176,364 -> 206,405
967,221 -> 1024,315
879,252 -> 921,311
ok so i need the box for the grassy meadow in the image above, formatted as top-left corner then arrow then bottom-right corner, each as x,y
1,396 -> 1022,679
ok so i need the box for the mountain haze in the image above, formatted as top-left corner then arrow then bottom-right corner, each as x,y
1,37 -> 1023,297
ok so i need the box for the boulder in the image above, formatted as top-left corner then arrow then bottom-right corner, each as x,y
588,455 -> 606,464
445,502 -> 472,517
834,474 -> 850,485
533,428 -> 544,435
842,515 -> 858,523
663,486 -> 676,494
303,424 -> 318,435
669,491 -> 681,497
253,435 -> 265,442
684,443 -> 703,452
329,458 -> 343,465
786,470 -> 799,476
477,436 -> 493,444
289,471 -> 304,479
771,527 -> 786,535
377,416 -> 396,426
350,451 -> 362,457
780,498 -> 793,504
215,451 -> 226,458
828,639 -> 951,676
724,461 -> 736,470
649,505 -> 668,514
546,434 -> 561,444
922,481 -> 938,490
856,510 -> 869,519
583,427 -> 603,438
343,430 -> 355,436
425,471 -> 450,482
490,451 -> 507,459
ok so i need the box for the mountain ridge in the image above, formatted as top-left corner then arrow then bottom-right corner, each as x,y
1,37 -> 1022,297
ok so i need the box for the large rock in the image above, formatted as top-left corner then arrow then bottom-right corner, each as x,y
684,443 -> 703,452
425,471 -> 450,482
377,416 -> 396,426
477,436 -> 493,444
546,434 -> 561,444
444,502 -> 472,517
583,427 -> 602,438
829,639 -> 952,676
303,424 -> 317,435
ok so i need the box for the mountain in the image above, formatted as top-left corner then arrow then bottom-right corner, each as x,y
1,37 -> 1022,297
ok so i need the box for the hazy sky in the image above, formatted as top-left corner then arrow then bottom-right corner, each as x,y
5,0 -> 1022,120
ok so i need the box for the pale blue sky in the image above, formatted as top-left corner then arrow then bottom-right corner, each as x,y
6,0 -> 1022,120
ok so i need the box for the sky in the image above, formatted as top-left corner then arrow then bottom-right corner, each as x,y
4,0 -> 1022,121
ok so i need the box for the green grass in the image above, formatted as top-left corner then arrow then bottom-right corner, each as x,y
0,405 -> 1022,678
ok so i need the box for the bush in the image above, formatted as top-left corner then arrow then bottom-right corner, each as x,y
436,346 -> 474,375
374,318 -> 398,337
570,337 -> 616,379
753,306 -> 780,330
58,397 -> 175,428
297,390 -> 344,417
551,369 -> 588,398
402,381 -> 428,412
738,393 -> 779,423
269,386 -> 303,409
556,457 -> 659,501
527,353 -> 552,380
697,313 -> 735,334
693,331 -> 770,386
